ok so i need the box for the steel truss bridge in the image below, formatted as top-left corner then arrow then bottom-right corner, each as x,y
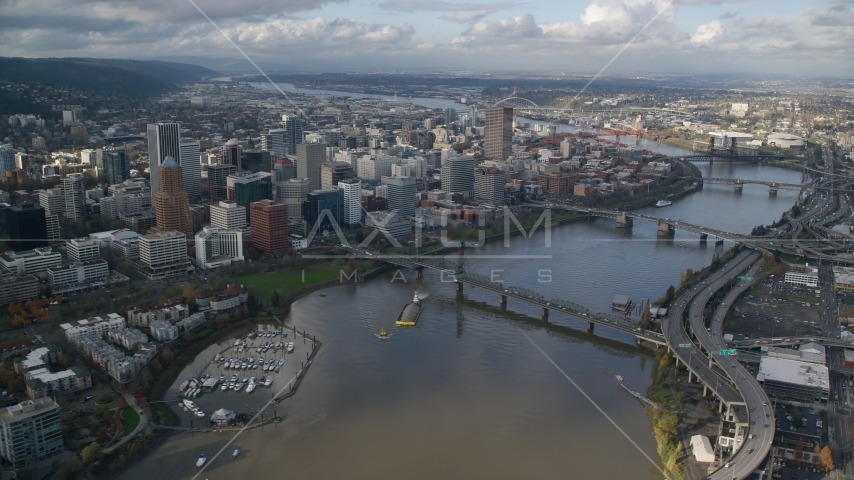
384,254 -> 666,346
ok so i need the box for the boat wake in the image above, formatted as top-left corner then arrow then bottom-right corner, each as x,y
357,290 -> 395,339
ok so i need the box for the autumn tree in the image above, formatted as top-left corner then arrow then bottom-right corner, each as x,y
56,457 -> 81,480
81,442 -> 102,462
819,445 -> 835,472
117,397 -> 128,410
182,282 -> 197,302
792,438 -> 804,465
96,429 -> 109,443
659,353 -> 671,370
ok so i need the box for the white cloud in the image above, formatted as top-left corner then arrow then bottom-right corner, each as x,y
690,20 -> 725,43
466,14 -> 542,37
378,0 -> 519,23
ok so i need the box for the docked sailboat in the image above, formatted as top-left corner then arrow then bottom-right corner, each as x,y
196,454 -> 206,467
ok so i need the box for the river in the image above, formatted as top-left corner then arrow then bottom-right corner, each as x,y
123,83 -> 805,479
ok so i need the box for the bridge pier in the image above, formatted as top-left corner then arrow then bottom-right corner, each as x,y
541,307 -> 549,322
415,267 -> 423,279
688,371 -> 693,383
703,384 -> 708,397
699,233 -> 708,243
500,294 -> 507,306
455,281 -> 463,292
656,219 -> 675,237
769,182 -> 778,195
587,321 -> 594,331
616,212 -> 633,228
734,180 -> 743,193
715,237 -> 724,246
719,400 -> 723,413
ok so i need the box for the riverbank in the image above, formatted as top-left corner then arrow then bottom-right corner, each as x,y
659,137 -> 699,152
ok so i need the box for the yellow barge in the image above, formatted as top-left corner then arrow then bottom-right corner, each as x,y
395,292 -> 424,326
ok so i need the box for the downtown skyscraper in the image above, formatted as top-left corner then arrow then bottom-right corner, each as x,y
147,122 -> 181,201
485,107 -> 513,160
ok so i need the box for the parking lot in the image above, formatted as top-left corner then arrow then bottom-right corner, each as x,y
726,276 -> 822,339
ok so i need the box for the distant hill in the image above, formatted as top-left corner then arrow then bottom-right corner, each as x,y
0,57 -> 219,96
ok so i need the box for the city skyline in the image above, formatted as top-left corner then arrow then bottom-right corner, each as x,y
0,0 -> 851,76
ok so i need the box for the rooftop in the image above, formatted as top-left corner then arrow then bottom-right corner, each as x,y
757,356 -> 830,390
0,397 -> 58,422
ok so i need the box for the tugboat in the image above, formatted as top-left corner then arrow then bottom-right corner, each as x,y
380,328 -> 388,339
396,291 -> 424,327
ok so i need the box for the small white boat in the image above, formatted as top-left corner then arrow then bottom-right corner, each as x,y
655,199 -> 672,207
196,454 -> 206,467
286,342 -> 295,353
220,383 -> 228,391
264,377 -> 273,387
233,449 -> 239,458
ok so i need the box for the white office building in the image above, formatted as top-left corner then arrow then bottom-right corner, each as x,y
136,231 -> 192,280
210,200 -> 247,230
66,238 -> 100,263
784,271 -> 819,288
38,188 -> 64,217
195,227 -> 244,270
61,174 -> 86,220
0,247 -> 62,278
339,179 -> 362,226
0,398 -> 63,466
357,155 -> 396,181
47,260 -> 110,295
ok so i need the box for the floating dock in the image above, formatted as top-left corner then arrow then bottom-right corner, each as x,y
605,370 -> 660,409
611,294 -> 633,315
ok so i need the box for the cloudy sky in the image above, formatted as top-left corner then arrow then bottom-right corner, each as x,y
0,0 -> 852,76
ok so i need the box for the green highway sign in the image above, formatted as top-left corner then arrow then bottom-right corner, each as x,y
719,349 -> 737,356
739,276 -> 753,281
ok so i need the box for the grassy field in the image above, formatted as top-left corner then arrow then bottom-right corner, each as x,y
0,334 -> 36,346
121,408 -> 140,437
234,264 -> 345,299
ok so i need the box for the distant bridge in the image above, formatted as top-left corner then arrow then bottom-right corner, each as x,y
685,177 -> 811,193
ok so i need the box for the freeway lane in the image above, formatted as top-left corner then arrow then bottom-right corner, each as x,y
690,253 -> 775,480
664,252 -> 756,405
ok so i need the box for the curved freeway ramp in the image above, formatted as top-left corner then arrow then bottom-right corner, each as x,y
686,252 -> 774,480
664,250 -> 774,479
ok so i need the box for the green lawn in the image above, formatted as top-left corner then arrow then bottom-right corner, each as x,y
235,264 -> 344,299
0,335 -> 36,347
121,408 -> 140,437
160,280 -> 202,302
